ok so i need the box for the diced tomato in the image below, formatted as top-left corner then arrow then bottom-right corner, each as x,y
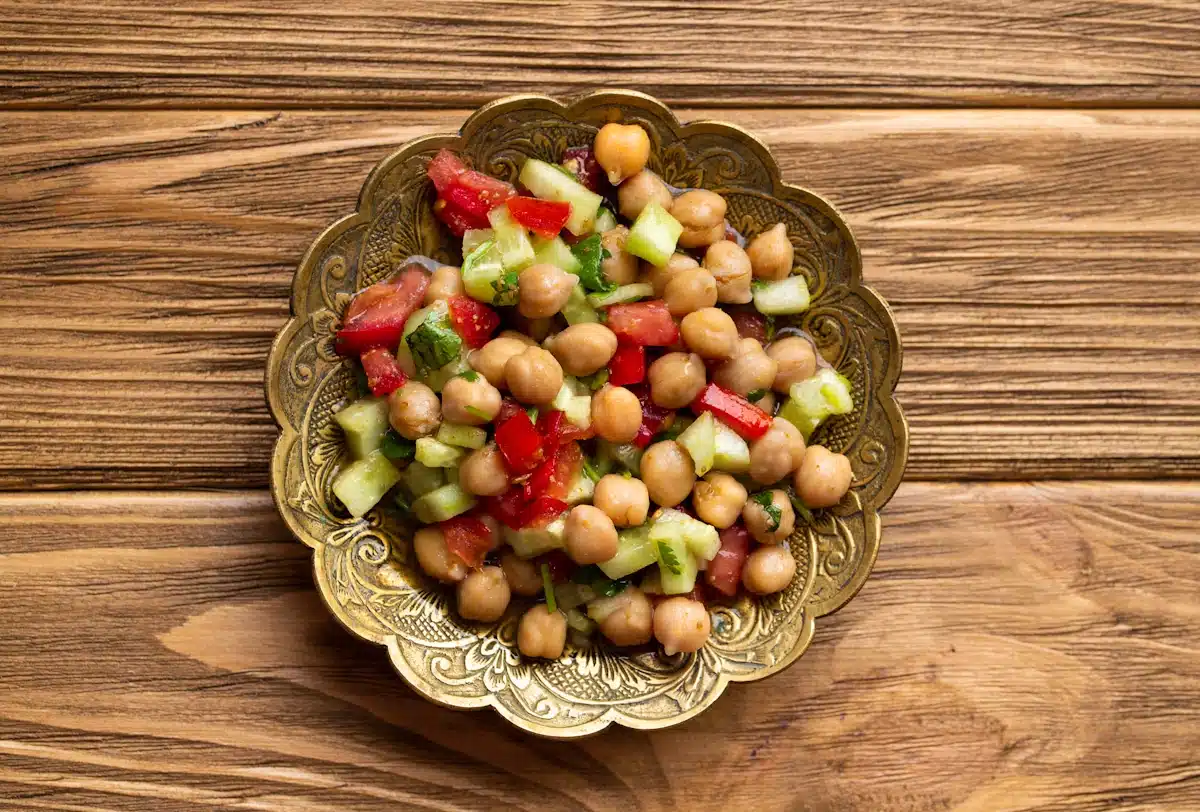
427,149 -> 468,195
691,383 -> 772,440
522,497 -> 570,529
523,445 -> 558,501
483,487 -> 527,530
434,198 -> 485,236
494,411 -> 544,475
457,169 -> 516,209
441,516 -> 494,568
335,266 -> 430,355
440,184 -> 497,227
507,196 -> 571,238
706,525 -> 751,597
359,347 -> 408,396
535,410 -> 592,447
344,282 -> 397,323
562,146 -> 605,193
447,296 -> 500,349
496,398 -> 525,425
730,309 -> 768,343
605,300 -> 680,346
629,385 -> 675,448
536,550 -> 576,583
608,342 -> 646,385
547,443 -> 582,499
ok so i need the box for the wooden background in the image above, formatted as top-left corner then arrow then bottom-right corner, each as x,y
1,2 -> 1198,810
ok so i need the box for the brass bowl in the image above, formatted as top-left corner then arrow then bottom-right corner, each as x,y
266,91 -> 908,737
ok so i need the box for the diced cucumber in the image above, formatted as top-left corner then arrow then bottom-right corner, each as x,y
436,422 -> 487,449
676,411 -> 715,476
402,461 -> 444,498
778,367 -> 855,440
423,355 -> 472,393
412,483 -> 477,523
752,276 -> 811,315
712,419 -> 751,473
462,228 -> 494,256
562,284 -> 599,325
817,368 -> 855,414
488,204 -> 536,272
551,377 -> 592,428
461,240 -> 519,306
564,469 -> 596,505
598,524 -> 658,580
505,517 -> 567,558
592,206 -> 618,234
564,607 -> 597,635
649,508 -> 721,563
415,437 -> 465,468
518,158 -> 604,236
333,450 -> 402,518
586,282 -> 654,308
532,234 -> 583,274
554,582 -> 598,612
333,397 -> 390,459
611,442 -> 644,476
625,202 -> 683,267
652,531 -> 699,595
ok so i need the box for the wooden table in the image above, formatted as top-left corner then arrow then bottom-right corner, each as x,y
2,3 -> 1198,809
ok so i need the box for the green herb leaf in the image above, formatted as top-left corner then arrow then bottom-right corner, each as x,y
458,370 -> 480,382
788,490 -> 816,525
582,459 -> 602,482
541,564 -> 558,613
380,430 -> 416,462
600,247 -> 612,261
571,564 -> 603,585
405,310 -> 463,375
525,406 -> 539,423
393,490 -> 410,513
465,404 -> 489,420
764,315 -> 777,342
747,389 -> 768,403
657,541 -> 683,576
571,233 -> 617,294
491,269 -> 520,306
580,369 -> 609,391
751,280 -> 769,293
751,491 -> 782,531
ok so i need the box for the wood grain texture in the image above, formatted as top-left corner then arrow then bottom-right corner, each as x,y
2,1 -> 1200,109
1,108 -> 1198,487
0,482 -> 1196,810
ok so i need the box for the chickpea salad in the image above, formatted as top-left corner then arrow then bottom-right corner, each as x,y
329,123 -> 856,660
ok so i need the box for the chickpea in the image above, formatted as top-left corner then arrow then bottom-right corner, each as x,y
742,489 -> 796,545
713,338 -> 778,397
413,527 -> 467,584
640,441 -> 696,508
440,374 -> 501,426
749,423 -> 798,485
518,605 -> 567,659
564,505 -> 619,565
470,332 -> 533,388
459,443 -> 510,497
501,551 -> 543,597
387,381 -> 441,440
424,265 -> 464,304
671,190 -> 727,248
594,122 -> 651,185
692,473 -> 748,529
595,588 -> 653,646
511,314 -> 555,343
505,346 -> 564,406
548,322 -> 617,376
795,445 -> 853,508
742,545 -> 796,595
591,385 -> 642,444
653,597 -> 711,655
518,263 -> 577,319
746,223 -> 794,281
456,566 -> 511,622
645,253 -> 700,296
773,417 -> 806,470
680,307 -> 739,360
703,241 -> 753,304
767,336 -> 818,392
594,475 -> 650,527
648,352 -> 706,409
618,169 -> 672,221
662,266 -> 718,317
601,226 -> 640,285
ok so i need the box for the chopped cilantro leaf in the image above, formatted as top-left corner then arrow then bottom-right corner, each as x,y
571,233 -> 616,294
525,406 -> 539,423
582,459 -> 602,482
751,280 -> 769,293
491,269 -> 520,306
380,430 -> 416,462
751,491 -> 782,531
657,542 -> 683,576
788,490 -> 815,525
764,316 -> 777,342
458,370 -> 480,382
465,404 -> 489,420
405,310 -> 462,375
747,389 -> 768,403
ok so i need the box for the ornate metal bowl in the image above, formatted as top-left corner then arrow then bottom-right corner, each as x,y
266,91 -> 908,737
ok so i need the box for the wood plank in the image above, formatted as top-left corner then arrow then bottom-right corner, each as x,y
2,1 -> 1200,108
1,108 -> 1198,487
0,482 -> 1195,810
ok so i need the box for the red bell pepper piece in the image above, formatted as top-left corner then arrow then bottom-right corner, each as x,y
562,146 -> 606,193
447,295 -> 500,349
359,347 -> 408,396
494,410 -> 544,475
691,383 -> 772,440
706,524 -> 751,597
522,497 -> 570,529
729,309 -> 768,343
608,342 -> 646,385
605,300 -> 680,346
535,549 -> 576,583
522,441 -> 584,501
506,196 -> 571,238
440,516 -> 494,568
523,445 -> 559,501
629,385 -> 674,448
484,487 -> 527,530
335,266 -> 430,356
